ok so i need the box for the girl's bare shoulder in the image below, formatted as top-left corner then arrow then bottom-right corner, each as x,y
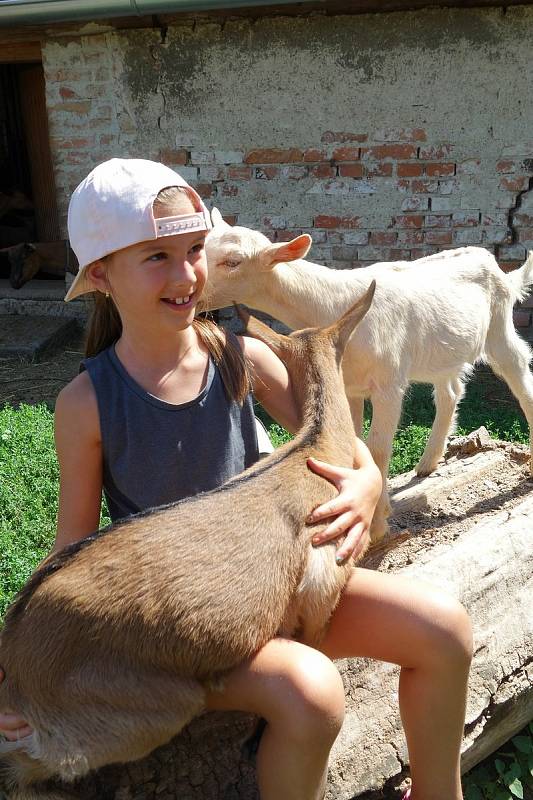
55,370 -> 100,443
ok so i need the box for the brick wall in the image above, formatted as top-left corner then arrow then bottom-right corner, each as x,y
40,7 -> 533,336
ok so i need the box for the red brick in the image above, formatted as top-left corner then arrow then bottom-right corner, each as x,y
499,261 -> 522,273
397,163 -> 424,177
394,215 -> 424,229
411,179 -> 439,193
99,134 -> 114,145
500,176 -> 529,192
310,164 -> 336,179
388,248 -> 412,260
518,228 -> 533,242
228,166 -> 251,180
425,230 -> 453,245
223,214 -> 237,225
397,230 -> 424,245
255,166 -> 279,180
333,146 -> 361,162
275,229 -> 303,242
339,163 -> 364,178
192,183 -> 213,198
50,101 -> 91,114
410,247 -> 439,259
159,148 -> 188,165
362,144 -> 417,160
496,160 -> 516,173
376,127 -> 427,142
63,152 -> 91,165
418,144 -> 453,159
321,131 -> 368,143
314,215 -> 361,229
244,148 -> 303,164
426,163 -> 455,177
370,231 -> 398,245
425,215 -> 452,228
59,86 -> 78,99
222,184 -> 238,197
303,148 -> 327,162
367,162 -> 393,177
51,137 -> 92,149
514,213 -> 533,226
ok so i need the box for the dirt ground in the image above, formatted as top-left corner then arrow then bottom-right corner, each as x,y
0,325 -> 85,408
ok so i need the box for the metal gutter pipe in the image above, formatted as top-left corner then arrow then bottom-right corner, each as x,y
0,0 -> 323,27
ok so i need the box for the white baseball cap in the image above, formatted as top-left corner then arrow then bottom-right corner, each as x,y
65,158 -> 212,302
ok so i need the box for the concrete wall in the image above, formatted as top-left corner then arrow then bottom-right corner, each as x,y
41,4 -> 533,330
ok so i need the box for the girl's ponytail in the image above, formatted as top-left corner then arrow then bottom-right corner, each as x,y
84,292 -> 122,358
193,316 -> 251,405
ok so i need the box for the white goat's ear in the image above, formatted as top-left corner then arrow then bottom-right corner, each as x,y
262,234 -> 312,270
211,207 -> 231,229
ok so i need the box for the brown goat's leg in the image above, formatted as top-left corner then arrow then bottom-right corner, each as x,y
2,669 -> 206,792
0,749 -> 77,800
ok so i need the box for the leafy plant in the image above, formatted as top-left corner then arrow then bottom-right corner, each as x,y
464,723 -> 533,800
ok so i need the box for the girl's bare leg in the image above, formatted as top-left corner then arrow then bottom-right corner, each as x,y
206,638 -> 345,800
321,568 -> 473,800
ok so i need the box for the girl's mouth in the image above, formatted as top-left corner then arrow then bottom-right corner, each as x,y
161,293 -> 194,309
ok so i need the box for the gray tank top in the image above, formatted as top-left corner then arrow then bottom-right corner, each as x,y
82,345 -> 259,522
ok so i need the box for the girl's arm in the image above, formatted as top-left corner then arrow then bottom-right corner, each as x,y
53,372 -> 103,550
240,335 -> 382,561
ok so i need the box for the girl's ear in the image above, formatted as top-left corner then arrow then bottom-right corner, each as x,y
85,260 -> 109,294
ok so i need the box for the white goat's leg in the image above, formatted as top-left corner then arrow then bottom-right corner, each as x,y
348,395 -> 364,438
486,326 -> 533,473
416,377 -> 465,476
366,387 -> 405,541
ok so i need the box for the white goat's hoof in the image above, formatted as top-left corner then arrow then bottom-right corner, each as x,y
415,455 -> 440,477
369,519 -> 389,543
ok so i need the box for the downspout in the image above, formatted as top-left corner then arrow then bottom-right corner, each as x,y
0,0 -> 324,26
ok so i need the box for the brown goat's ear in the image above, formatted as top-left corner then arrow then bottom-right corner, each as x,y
327,281 -> 376,355
233,303 -> 287,354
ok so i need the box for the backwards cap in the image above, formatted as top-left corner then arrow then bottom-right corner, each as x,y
65,158 -> 211,302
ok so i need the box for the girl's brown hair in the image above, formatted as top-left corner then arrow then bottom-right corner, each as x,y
84,187 -> 251,404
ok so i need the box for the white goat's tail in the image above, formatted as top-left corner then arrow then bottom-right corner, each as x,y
506,250 -> 533,302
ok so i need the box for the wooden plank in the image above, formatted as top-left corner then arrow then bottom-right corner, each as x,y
0,41 -> 41,63
17,64 -> 60,242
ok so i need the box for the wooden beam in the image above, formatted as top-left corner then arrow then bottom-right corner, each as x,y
0,41 -> 41,63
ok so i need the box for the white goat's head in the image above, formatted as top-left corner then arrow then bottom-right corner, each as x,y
203,208 -> 312,310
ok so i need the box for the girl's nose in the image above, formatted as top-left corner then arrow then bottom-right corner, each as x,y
170,257 -> 196,284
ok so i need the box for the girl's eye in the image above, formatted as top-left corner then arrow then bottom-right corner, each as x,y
148,252 -> 166,262
190,242 -> 205,255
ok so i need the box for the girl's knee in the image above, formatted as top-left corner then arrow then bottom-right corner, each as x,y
424,592 -> 473,667
272,649 -> 345,743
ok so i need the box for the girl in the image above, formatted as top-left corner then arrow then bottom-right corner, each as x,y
0,159 -> 472,800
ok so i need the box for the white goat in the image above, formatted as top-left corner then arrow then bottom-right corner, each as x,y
204,209 -> 533,540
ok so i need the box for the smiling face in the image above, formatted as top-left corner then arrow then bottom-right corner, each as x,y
88,191 -> 208,334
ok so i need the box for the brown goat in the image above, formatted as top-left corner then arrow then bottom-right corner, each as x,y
0,284 -> 375,800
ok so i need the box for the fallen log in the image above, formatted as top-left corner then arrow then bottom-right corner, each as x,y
49,441 -> 533,799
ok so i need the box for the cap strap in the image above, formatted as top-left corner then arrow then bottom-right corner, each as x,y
156,211 -> 211,237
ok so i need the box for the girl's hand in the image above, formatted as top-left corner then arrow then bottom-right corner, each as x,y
0,668 -> 32,740
306,457 -> 382,563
